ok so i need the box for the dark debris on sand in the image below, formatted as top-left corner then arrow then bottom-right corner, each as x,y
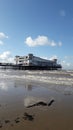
5,120 -> 10,124
15,117 -> 20,123
48,99 -> 55,106
23,112 -> 34,121
0,124 -> 2,128
26,99 -> 55,108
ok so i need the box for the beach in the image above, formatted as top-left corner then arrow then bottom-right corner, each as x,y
0,70 -> 73,130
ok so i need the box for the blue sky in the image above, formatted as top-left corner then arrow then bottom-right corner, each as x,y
0,0 -> 73,69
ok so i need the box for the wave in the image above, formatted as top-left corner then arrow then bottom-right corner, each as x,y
0,70 -> 73,86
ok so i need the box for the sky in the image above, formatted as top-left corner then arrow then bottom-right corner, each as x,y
0,0 -> 73,69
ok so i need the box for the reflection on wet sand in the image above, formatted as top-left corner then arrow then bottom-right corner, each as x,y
14,81 -> 33,91
0,82 -> 8,91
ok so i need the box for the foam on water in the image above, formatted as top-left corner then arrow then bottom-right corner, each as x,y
0,70 -> 73,86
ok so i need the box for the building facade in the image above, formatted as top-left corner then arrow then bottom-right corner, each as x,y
14,54 -> 62,69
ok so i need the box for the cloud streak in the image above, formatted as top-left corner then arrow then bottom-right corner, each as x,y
0,40 -> 3,45
25,35 -> 62,47
0,32 -> 8,39
0,32 -> 8,46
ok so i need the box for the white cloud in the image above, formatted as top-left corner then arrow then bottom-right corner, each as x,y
60,10 -> 66,17
58,41 -> 62,46
0,32 -> 8,46
25,36 -> 49,47
49,55 -> 58,60
61,60 -> 71,69
0,51 -> 15,63
64,56 -> 73,60
40,56 -> 48,60
0,40 -> 3,45
61,57 -> 73,70
51,40 -> 57,46
0,51 -> 11,59
0,32 -> 8,39
25,35 -> 62,47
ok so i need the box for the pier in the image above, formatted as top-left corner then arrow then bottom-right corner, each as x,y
0,64 -> 62,70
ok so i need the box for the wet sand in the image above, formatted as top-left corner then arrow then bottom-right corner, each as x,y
0,70 -> 73,130
0,96 -> 73,130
